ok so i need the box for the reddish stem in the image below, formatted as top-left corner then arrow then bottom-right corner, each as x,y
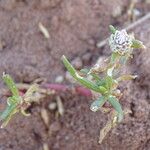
17,83 -> 92,98
41,83 -> 92,97
75,86 -> 92,97
42,83 -> 68,92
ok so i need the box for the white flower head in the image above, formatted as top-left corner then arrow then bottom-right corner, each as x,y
109,29 -> 133,54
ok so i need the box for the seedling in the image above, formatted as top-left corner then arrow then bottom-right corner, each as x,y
62,25 -> 145,143
0,73 -> 38,128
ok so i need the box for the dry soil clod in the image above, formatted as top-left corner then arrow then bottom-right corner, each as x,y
48,102 -> 57,111
40,108 -> 50,127
56,96 -> 64,116
55,75 -> 64,83
39,22 -> 50,39
43,143 -> 49,150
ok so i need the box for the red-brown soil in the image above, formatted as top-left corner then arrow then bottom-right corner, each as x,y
0,0 -> 150,150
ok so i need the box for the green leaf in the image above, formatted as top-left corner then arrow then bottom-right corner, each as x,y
80,68 -> 90,75
119,55 -> 128,65
105,76 -> 113,90
131,39 -> 146,49
109,25 -> 117,34
110,52 -> 119,63
2,73 -> 19,97
61,55 -> 76,78
108,96 -> 123,122
1,114 -> 13,128
90,73 -> 101,81
7,96 -> 22,105
107,66 -> 115,77
62,55 -> 106,94
90,96 -> 106,112
99,86 -> 108,94
116,75 -> 138,82
0,107 -> 18,128
0,103 -> 17,122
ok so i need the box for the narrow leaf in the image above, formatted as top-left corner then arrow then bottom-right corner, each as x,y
110,52 -> 119,63
99,86 -> 108,94
90,96 -> 106,112
109,25 -> 117,34
119,55 -> 129,65
131,39 -> 146,49
1,107 -> 18,128
7,96 -> 22,105
61,55 -> 76,78
116,75 -> 138,82
80,68 -> 90,75
105,76 -> 113,90
2,73 -> 19,97
108,96 -> 123,122
0,103 -> 17,121
62,55 -> 105,94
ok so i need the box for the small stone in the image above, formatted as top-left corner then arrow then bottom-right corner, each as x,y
133,9 -> 141,17
39,22 -> 50,39
112,5 -> 122,17
55,75 -> 64,83
56,96 -> 64,116
40,108 -> 50,127
48,102 -> 57,110
71,57 -> 83,70
82,52 -> 92,64
43,143 -> 49,150
65,136 -> 69,141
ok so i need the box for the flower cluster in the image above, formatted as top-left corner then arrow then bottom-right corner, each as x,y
109,29 -> 133,54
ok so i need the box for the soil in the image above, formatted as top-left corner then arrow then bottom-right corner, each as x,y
0,0 -> 150,150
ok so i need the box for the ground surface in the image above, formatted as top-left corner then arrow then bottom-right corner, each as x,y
0,0 -> 150,150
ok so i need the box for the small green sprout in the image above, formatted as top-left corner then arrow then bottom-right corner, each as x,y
62,25 -> 145,143
0,73 -> 38,128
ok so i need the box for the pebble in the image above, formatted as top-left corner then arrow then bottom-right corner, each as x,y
39,22 -> 50,39
112,5 -> 122,17
71,57 -> 83,70
56,96 -> 64,116
40,108 -> 50,127
55,75 -> 64,83
133,9 -> 141,17
82,52 -> 92,64
48,102 -> 57,110
43,143 -> 49,150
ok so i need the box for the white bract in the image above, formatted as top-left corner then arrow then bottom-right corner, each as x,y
109,29 -> 133,54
